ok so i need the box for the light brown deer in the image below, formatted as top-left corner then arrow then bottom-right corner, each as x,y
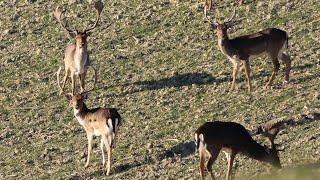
205,8 -> 291,92
54,0 -> 104,95
57,68 -> 121,175
194,121 -> 283,180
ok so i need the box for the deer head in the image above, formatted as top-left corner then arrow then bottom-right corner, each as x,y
53,0 -> 104,48
260,119 -> 286,168
57,67 -> 96,100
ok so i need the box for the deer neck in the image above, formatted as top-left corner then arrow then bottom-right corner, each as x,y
74,45 -> 88,74
73,102 -> 89,125
217,33 -> 234,58
243,141 -> 275,165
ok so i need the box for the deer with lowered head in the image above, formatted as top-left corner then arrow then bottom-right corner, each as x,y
205,8 -> 291,92
194,120 -> 284,180
57,68 -> 121,175
54,0 -> 104,95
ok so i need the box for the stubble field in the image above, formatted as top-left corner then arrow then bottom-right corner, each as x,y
0,0 -> 319,179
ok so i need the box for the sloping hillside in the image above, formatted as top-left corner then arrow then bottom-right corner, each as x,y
1,0 -> 319,179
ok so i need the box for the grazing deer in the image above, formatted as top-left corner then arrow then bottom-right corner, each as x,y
194,121 -> 283,180
205,8 -> 291,92
57,68 -> 121,175
54,0 -> 104,95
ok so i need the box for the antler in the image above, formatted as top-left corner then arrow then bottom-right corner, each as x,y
203,3 -> 218,27
84,0 -> 104,32
57,67 -> 65,95
226,7 -> 236,24
54,7 -> 76,33
204,5 -> 236,27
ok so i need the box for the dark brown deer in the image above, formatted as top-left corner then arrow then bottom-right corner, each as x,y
205,8 -> 291,92
194,121 -> 283,180
54,0 -> 104,95
57,69 -> 121,175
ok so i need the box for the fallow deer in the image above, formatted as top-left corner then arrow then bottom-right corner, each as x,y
194,121 -> 283,180
57,68 -> 121,175
54,0 -> 104,95
205,8 -> 291,92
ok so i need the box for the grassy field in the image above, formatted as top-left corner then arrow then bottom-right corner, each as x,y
1,0 -> 319,179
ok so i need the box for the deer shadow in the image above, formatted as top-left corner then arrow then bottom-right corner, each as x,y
112,155 -> 153,174
71,156 -> 153,179
157,141 -> 196,161
131,72 -> 228,91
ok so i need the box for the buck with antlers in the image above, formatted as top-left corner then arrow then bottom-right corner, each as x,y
57,68 -> 122,175
54,0 -> 104,95
194,121 -> 283,180
205,8 -> 291,92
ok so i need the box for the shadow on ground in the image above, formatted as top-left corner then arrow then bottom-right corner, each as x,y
113,155 -> 153,174
132,72 -> 228,91
157,141 -> 196,161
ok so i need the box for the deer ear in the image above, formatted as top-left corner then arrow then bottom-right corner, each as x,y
212,22 -> 218,29
81,92 -> 88,99
64,93 -> 72,101
69,32 -> 76,38
86,31 -> 92,37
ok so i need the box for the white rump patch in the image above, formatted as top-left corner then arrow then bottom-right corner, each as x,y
194,134 -> 198,144
199,134 -> 204,142
114,118 -> 119,132
199,134 -> 207,149
107,118 -> 113,130
278,39 -> 288,60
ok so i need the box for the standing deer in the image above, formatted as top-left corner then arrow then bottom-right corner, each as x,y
54,0 -> 104,95
205,8 -> 291,92
194,121 -> 283,180
57,68 -> 121,175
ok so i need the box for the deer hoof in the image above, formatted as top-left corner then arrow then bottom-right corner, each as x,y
84,163 -> 89,168
264,85 -> 271,89
106,170 -> 110,176
229,86 -> 236,91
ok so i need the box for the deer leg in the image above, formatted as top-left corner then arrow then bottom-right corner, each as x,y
103,135 -> 112,176
100,138 -> 105,166
230,61 -> 240,91
207,0 -> 212,10
281,54 -> 291,83
199,148 -> 206,180
84,132 -> 93,168
80,71 -> 87,93
243,60 -> 252,92
71,73 -> 76,95
207,148 -> 220,180
225,151 -> 236,180
60,69 -> 70,95
265,58 -> 280,89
